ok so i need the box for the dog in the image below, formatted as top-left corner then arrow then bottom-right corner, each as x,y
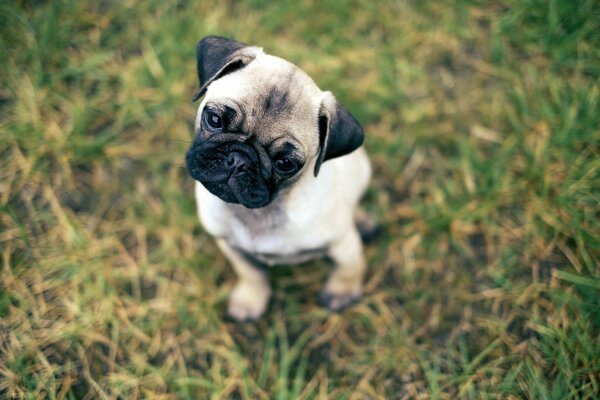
185,36 -> 376,321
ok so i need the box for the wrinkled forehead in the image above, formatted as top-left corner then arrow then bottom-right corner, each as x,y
201,54 -> 323,150
207,53 -> 322,105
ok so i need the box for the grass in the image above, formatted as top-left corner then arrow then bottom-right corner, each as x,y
1,0 -> 599,398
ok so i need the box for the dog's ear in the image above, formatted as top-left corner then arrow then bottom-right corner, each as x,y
192,36 -> 261,101
314,92 -> 365,176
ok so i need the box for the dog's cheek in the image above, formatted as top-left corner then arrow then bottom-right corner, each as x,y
203,181 -> 239,203
187,149 -> 229,182
199,158 -> 228,181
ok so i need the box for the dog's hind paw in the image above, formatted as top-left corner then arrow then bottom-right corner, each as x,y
318,290 -> 361,312
355,208 -> 381,244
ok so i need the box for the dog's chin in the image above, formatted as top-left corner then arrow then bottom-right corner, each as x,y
202,178 -> 273,209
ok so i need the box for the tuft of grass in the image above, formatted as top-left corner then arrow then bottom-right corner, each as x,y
1,0 -> 599,398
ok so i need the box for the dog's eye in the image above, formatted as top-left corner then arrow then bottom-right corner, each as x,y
275,158 -> 297,174
205,111 -> 223,130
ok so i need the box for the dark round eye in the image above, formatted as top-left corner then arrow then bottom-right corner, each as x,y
275,158 -> 297,174
205,111 -> 223,129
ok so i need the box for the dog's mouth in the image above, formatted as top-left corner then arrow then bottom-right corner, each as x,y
185,144 -> 274,209
225,175 -> 272,208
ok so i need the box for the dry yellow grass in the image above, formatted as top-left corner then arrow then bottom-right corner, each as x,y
1,0 -> 599,398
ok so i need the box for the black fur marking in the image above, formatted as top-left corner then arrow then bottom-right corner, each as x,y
185,140 -> 274,209
263,87 -> 290,114
314,116 -> 328,176
193,36 -> 255,101
261,70 -> 299,116
197,36 -> 247,86
324,103 -> 364,161
314,101 -> 364,176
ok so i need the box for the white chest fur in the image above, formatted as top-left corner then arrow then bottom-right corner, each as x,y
195,148 -> 371,265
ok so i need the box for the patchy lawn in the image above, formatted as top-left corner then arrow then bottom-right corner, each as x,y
1,0 -> 599,398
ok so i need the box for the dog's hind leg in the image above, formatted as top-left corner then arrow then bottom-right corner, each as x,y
319,228 -> 366,312
355,207 -> 381,244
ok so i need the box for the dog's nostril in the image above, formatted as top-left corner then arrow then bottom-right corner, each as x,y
227,153 -> 241,166
227,152 -> 250,175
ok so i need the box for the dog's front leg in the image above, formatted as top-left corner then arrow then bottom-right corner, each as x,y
319,229 -> 366,312
216,238 -> 271,321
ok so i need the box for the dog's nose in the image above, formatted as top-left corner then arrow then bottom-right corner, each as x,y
226,152 -> 251,176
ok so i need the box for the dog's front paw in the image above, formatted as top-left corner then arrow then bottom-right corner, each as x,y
227,282 -> 271,321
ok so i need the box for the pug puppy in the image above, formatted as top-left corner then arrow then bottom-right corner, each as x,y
185,36 -> 376,321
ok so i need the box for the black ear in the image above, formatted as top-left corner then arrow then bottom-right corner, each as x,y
314,93 -> 365,176
192,36 -> 259,101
